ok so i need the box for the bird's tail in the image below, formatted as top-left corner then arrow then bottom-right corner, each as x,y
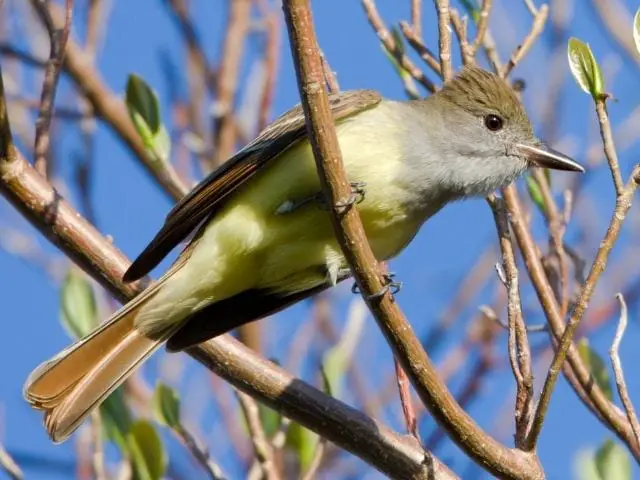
24,281 -> 179,443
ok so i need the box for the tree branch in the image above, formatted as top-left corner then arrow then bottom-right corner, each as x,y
609,293 -> 640,449
282,1 -> 542,478
30,0 -> 74,178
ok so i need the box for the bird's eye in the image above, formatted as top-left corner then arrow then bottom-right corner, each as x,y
484,114 -> 504,132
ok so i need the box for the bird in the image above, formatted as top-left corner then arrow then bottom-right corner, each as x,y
24,65 -> 583,442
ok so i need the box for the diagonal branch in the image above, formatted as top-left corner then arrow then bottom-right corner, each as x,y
30,0 -> 74,178
282,1 -> 542,479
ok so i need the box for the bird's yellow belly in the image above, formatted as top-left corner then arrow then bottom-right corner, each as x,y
170,107 -> 424,309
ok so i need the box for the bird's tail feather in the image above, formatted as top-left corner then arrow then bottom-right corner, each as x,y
24,282 -> 179,443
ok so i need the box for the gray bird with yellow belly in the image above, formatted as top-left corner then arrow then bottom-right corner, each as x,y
24,66 -> 584,442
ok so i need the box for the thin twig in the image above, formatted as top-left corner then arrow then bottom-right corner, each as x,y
596,97 -> 625,196
523,0 -> 538,15
501,5 -> 549,77
487,195 -> 533,447
395,358 -> 420,441
165,0 -> 217,94
167,0 -> 208,154
470,0 -> 492,57
589,0 -> 640,66
361,0 -> 436,93
282,1 -> 540,478
411,0 -> 422,38
247,417 -> 292,480
449,9 -> 472,66
212,0 -> 251,168
0,443 -> 22,480
503,184 -> 640,459
399,21 -> 442,77
320,50 -> 340,93
90,411 -> 106,480
434,0 -> 452,80
526,91 -> 640,449
175,425 -> 227,480
609,293 -> 640,449
31,0 -> 74,177
235,391 -> 281,480
301,437 -> 327,480
257,0 -> 281,131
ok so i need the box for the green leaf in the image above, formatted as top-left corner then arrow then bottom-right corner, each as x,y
460,0 -> 480,22
525,174 -> 546,214
574,448 -> 601,480
634,9 -> 640,55
390,26 -> 405,55
567,37 -> 605,99
286,422 -> 318,471
125,74 -> 170,164
60,267 -> 97,340
100,387 -> 133,450
152,383 -> 181,429
258,404 -> 281,438
127,420 -> 167,480
577,339 -> 613,401
321,299 -> 366,399
380,30 -> 419,99
595,440 -> 631,480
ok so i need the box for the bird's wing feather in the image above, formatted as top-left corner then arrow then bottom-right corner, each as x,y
123,89 -> 382,282
166,271 -> 351,351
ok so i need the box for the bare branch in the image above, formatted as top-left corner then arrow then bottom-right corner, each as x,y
411,0 -> 422,38
527,90 -> 640,448
487,195 -> 533,448
596,97 -> 625,196
31,0 -> 74,178
470,0 -> 492,57
235,391 -> 280,480
503,185 -> 640,458
257,0 -> 281,131
609,293 -> 640,449
501,5 -> 549,77
449,9 -> 472,66
212,0 -> 251,167
399,21 -> 442,77
433,0 -> 452,80
361,0 -> 436,93
282,1 -> 540,478
0,443 -> 22,480
395,357 -> 420,441
90,411 -> 106,480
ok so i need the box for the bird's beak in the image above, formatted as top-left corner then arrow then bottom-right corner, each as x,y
515,143 -> 584,173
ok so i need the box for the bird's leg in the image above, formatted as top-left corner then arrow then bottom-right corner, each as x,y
351,272 -> 402,301
331,181 -> 367,213
275,182 -> 367,215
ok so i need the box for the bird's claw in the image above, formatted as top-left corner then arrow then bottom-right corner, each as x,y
351,272 -> 402,300
323,182 -> 367,213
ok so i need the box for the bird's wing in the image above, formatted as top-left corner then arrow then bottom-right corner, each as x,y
165,271 -> 351,351
123,89 -> 382,282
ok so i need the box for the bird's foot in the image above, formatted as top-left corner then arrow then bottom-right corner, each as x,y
275,182 -> 366,216
318,181 -> 367,213
351,272 -> 402,301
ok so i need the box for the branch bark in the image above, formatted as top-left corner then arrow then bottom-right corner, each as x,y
282,1 -> 542,478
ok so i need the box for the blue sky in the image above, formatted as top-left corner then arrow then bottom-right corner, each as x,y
1,0 -> 640,478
